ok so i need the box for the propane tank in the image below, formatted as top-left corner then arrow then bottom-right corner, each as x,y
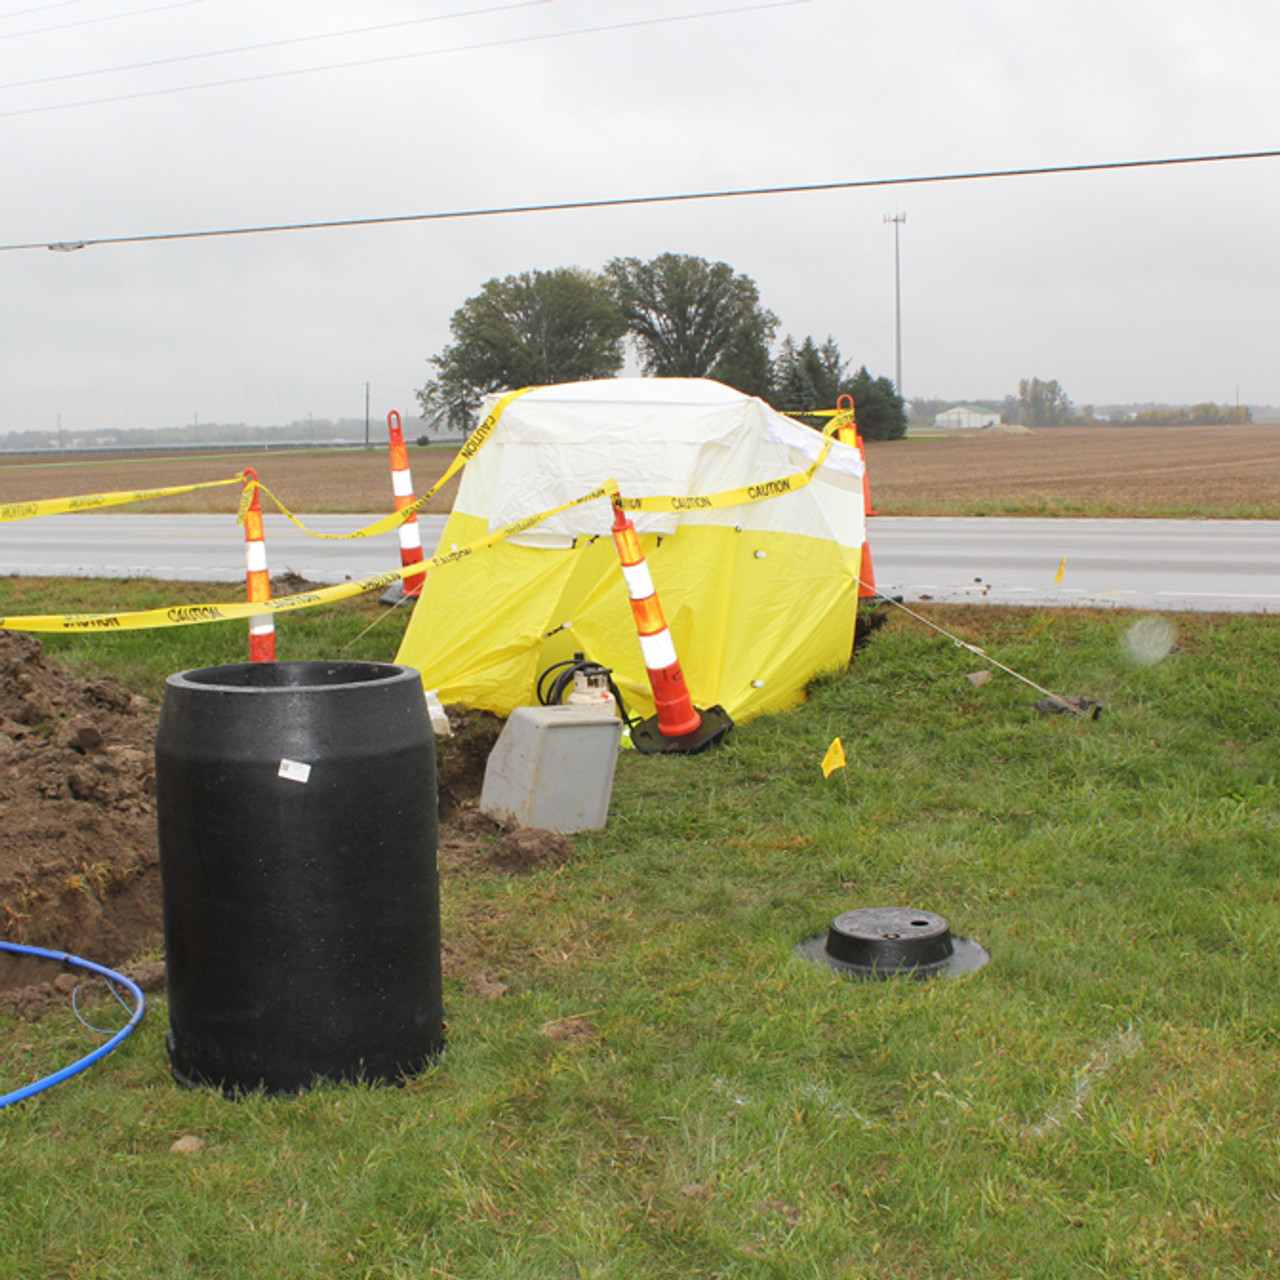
568,666 -> 617,714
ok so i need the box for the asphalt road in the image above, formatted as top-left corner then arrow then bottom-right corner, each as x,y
871,517 -> 1280,613
6,513 -> 448,585
6,513 -> 1278,613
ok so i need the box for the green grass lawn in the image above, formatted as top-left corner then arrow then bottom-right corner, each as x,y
3,592 -> 1279,1278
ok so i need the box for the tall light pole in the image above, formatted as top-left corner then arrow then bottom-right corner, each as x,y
884,212 -> 906,401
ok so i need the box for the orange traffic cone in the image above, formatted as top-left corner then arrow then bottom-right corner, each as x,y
858,536 -> 878,601
381,410 -> 426,604
241,469 -> 275,662
857,436 -> 879,600
858,434 -> 879,519
834,396 -> 879,600
610,497 -> 732,755
834,394 -> 858,447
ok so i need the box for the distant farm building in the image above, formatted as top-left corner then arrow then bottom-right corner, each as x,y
934,406 -> 1001,429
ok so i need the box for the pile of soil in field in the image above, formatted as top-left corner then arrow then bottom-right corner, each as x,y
0,632 -> 571,1018
0,630 -> 161,1010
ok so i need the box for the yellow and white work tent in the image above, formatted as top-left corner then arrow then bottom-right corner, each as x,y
395,377 -> 868,724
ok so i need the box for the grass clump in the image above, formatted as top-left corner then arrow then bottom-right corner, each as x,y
3,596 -> 1280,1278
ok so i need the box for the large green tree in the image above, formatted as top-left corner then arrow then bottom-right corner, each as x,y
417,268 -> 626,432
847,365 -> 908,440
605,253 -> 777,397
1017,376 -> 1073,427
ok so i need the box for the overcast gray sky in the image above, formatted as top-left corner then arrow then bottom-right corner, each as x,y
1,0 -> 1277,435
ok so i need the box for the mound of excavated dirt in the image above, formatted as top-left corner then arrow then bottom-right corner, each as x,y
973,422 -> 1033,436
0,633 -> 573,1018
0,630 -> 162,1006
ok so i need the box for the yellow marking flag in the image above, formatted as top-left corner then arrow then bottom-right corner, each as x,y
821,737 -> 847,779
1054,556 -> 1067,584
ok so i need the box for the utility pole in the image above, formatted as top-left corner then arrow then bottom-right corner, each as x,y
884,212 -> 906,401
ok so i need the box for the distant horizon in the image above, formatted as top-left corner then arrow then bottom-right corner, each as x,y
5,5 -> 1278,438
4,396 -> 1278,445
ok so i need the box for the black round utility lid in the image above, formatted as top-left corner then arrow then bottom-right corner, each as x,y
796,906 -> 988,980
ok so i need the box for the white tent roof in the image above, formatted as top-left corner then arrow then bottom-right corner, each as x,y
459,378 -> 865,549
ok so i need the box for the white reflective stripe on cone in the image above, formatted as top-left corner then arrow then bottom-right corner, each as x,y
638,628 -> 678,671
620,560 -> 656,600
245,542 -> 268,573
392,470 -> 414,498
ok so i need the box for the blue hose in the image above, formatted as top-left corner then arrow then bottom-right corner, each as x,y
0,942 -> 147,1109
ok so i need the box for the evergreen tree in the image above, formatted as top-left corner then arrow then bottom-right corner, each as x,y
846,366 -> 908,440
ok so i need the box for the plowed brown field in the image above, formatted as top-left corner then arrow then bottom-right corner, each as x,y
865,422 -> 1280,517
2,422 -> 1277,518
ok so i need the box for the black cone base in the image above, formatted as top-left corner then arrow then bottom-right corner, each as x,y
797,907 -> 988,981
379,579 -> 423,608
631,705 -> 733,755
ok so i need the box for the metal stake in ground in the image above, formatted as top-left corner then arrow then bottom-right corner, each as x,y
873,593 -> 1099,720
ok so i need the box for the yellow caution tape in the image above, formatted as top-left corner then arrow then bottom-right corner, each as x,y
235,477 -> 255,523
456,386 -> 537,468
0,387 -> 536,538
0,475 -> 247,524
241,386 -> 539,540
419,477 -> 617,572
618,422 -> 837,515
0,472 -> 617,634
240,383 -> 827,535
0,576 -> 401,634
1,395 -> 845,632
802,406 -> 858,437
253,402 -> 835,532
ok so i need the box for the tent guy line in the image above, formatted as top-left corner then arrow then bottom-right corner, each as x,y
7,147 -> 1277,255
870,592 -> 1093,719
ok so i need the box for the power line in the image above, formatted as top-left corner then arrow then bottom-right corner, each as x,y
0,0 -> 553,81
0,0 -> 206,38
0,0 -> 91,22
0,0 -> 804,116
10,148 -> 1277,256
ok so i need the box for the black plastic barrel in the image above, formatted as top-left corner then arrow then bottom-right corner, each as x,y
155,660 -> 443,1095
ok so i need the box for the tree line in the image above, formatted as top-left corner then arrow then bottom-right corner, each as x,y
912,380 -> 1253,428
416,254 -> 907,440
1014,379 -> 1251,428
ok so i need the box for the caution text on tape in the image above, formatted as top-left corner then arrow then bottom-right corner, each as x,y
1,476 -> 247,524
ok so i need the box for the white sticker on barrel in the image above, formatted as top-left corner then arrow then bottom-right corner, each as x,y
278,758 -> 312,784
